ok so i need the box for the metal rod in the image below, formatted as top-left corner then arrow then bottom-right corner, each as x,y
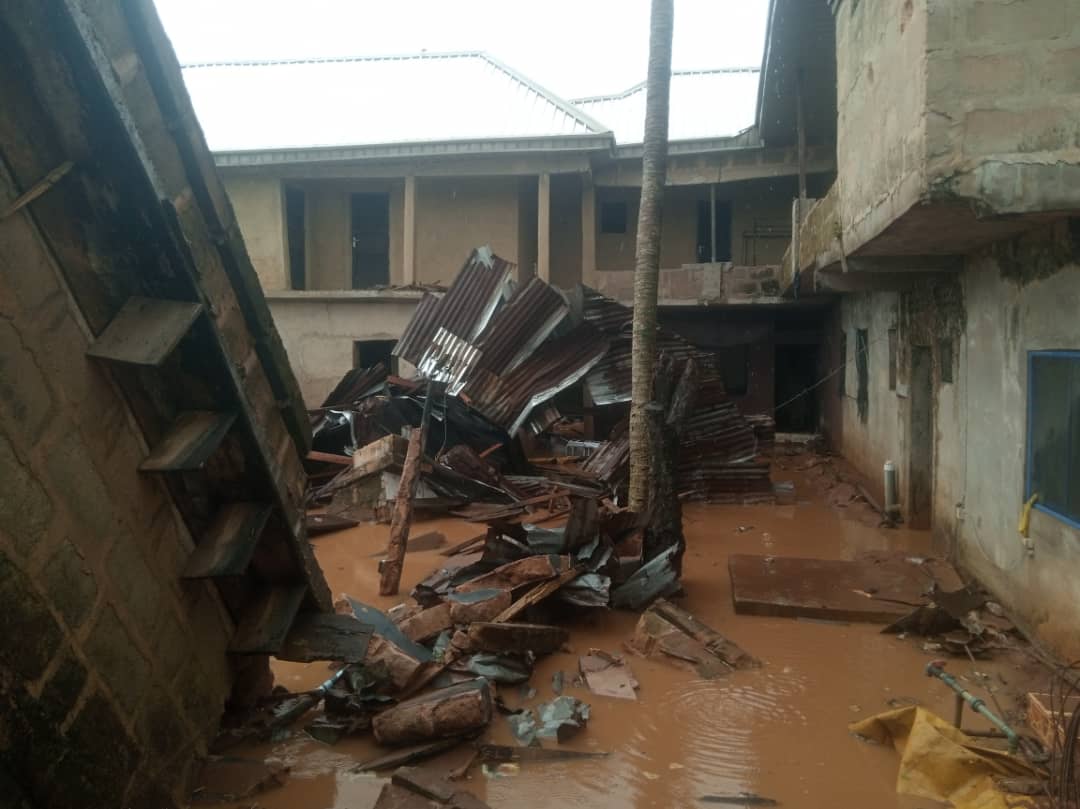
927,661 -> 1020,753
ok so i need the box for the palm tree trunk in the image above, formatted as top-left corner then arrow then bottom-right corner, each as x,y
628,0 -> 674,512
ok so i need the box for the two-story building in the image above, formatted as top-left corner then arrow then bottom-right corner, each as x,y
770,0 -> 1080,659
182,52 -> 837,425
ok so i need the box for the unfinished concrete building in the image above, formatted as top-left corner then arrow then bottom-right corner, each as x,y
181,55 -> 837,415
0,1 -> 333,804
771,0 -> 1080,659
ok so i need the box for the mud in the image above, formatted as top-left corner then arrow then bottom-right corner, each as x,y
219,456 -> 1036,809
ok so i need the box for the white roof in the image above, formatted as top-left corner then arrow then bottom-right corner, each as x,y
573,68 -> 761,145
181,52 -> 607,153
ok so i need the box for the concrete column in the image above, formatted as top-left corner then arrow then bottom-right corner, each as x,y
537,172 -> 551,282
403,175 -> 417,285
581,173 -> 596,286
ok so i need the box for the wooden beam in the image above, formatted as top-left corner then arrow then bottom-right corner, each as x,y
139,411 -> 237,472
277,613 -> 373,663
537,172 -> 551,282
0,161 -> 74,220
182,503 -> 272,579
87,297 -> 202,367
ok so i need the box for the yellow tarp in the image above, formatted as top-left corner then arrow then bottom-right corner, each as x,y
849,706 -> 1041,809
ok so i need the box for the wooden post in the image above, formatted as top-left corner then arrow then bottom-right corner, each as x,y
581,173 -> 596,286
403,175 -> 417,285
537,172 -> 551,282
379,382 -> 434,595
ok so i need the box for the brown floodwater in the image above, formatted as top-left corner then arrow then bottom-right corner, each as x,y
219,460 -> 1030,809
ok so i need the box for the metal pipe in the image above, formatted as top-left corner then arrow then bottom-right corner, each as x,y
926,661 -> 1019,753
884,460 -> 900,517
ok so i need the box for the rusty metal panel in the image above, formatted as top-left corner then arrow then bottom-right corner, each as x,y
417,327 -> 481,396
475,278 -> 568,375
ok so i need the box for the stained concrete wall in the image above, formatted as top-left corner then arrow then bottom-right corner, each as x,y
415,176 -> 520,285
267,292 -> 422,405
550,173 -> 583,289
925,0 -> 1080,212
834,0 -> 929,254
825,223 -> 1080,660
0,208 -> 232,806
223,175 -> 288,290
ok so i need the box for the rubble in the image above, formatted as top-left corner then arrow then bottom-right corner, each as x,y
373,679 -> 494,746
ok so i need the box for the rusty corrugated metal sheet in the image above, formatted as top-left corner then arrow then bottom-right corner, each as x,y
393,247 -> 514,365
417,327 -> 481,395
474,277 -> 568,375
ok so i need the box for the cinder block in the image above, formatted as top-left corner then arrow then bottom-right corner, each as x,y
83,605 -> 151,717
105,535 -> 165,642
0,320 -> 54,447
45,439 -> 116,549
39,648 -> 89,726
41,539 -> 98,631
62,691 -> 141,806
0,549 -> 63,681
966,0 -> 1067,43
0,432 -> 53,559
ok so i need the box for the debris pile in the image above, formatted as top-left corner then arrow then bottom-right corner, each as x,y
303,247 -> 776,529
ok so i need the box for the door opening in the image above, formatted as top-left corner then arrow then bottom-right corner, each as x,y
696,199 -> 732,262
775,343 -> 819,433
909,345 -> 934,529
350,192 -> 390,288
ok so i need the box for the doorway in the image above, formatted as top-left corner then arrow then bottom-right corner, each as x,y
695,199 -> 732,263
909,345 -> 934,529
350,192 -> 390,288
774,343 -> 819,433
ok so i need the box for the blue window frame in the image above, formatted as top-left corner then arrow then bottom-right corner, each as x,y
1026,350 -> 1080,530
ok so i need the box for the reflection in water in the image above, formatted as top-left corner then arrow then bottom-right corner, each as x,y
218,464 -> 1009,809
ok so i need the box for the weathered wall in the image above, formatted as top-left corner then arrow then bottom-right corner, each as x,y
0,210 -> 232,806
925,0 -> 1080,212
267,293 -> 422,405
223,175 -> 288,290
952,225 -> 1080,659
834,0 -> 929,255
415,176 -> 520,285
550,173 -> 583,289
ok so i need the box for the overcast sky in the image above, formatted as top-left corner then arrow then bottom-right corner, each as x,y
152,0 -> 769,100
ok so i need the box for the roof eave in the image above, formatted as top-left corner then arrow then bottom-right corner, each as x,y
612,128 -> 761,159
212,133 -> 615,168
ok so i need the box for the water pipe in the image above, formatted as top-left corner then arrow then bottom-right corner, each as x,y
925,660 -> 1019,753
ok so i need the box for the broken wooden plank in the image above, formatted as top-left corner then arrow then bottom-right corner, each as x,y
627,608 -> 732,679
182,503 -> 271,579
651,599 -> 759,669
466,622 -> 568,656
728,553 -> 942,622
373,679 -> 493,746
352,738 -> 465,773
139,411 -> 236,472
454,554 -> 569,594
447,589 -> 512,624
492,567 -> 583,623
440,532 -> 487,557
277,613 -> 373,663
0,160 -> 74,220
87,296 -> 203,367
306,450 -> 352,465
397,603 -> 454,644
229,584 -> 307,654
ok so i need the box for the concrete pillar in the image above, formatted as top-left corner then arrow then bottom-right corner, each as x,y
537,172 -> 551,282
403,175 -> 417,285
581,173 -> 596,286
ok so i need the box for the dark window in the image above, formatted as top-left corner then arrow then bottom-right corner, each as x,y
285,187 -> 306,290
888,328 -> 898,391
855,329 -> 869,423
1026,351 -> 1080,528
838,331 -> 847,397
353,339 -> 396,370
351,192 -> 390,288
695,199 -> 732,262
600,201 -> 627,234
939,338 -> 954,384
717,345 -> 749,396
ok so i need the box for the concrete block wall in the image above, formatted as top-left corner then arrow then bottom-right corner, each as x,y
0,211 -> 233,806
925,0 -> 1080,212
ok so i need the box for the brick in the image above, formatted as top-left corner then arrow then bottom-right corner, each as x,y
63,691 -> 141,806
136,692 -> 189,764
966,0 -> 1067,42
0,549 -> 63,681
83,605 -> 150,717
41,540 -> 97,630
0,432 -> 53,559
44,439 -> 116,548
0,215 -> 64,316
0,320 -> 54,447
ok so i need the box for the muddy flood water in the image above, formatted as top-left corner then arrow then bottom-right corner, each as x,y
220,457 -> 1034,809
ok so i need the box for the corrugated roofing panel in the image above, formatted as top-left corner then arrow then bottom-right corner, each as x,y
474,278 -> 568,376
181,52 -> 606,152
574,68 -> 761,145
